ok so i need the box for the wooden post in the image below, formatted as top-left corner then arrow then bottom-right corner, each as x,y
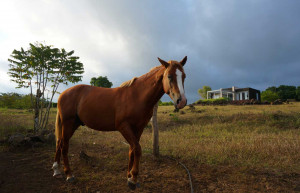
152,102 -> 159,157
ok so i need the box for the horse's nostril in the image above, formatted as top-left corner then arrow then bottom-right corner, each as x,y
177,98 -> 181,104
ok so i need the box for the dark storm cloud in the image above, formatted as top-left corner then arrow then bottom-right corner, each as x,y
188,1 -> 300,92
82,1 -> 192,79
1,0 -> 300,103
82,0 -> 300,102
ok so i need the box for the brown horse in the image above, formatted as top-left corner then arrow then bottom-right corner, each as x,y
52,56 -> 188,190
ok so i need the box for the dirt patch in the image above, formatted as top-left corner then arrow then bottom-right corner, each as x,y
0,143 -> 190,193
0,143 -> 299,193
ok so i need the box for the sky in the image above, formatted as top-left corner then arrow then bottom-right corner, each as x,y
1,0 -> 300,103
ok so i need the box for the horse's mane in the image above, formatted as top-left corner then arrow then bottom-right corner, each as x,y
120,77 -> 138,87
119,65 -> 164,88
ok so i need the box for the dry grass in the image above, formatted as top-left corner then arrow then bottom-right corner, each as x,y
67,103 -> 300,174
139,104 -> 300,172
0,108 -> 57,140
1,103 -> 299,172
0,109 -> 31,140
1,103 -> 300,192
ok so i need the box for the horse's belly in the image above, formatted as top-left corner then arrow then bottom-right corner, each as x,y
82,116 -> 116,131
78,106 -> 116,131
77,91 -> 117,131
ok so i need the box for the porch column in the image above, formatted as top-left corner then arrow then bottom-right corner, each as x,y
232,86 -> 235,101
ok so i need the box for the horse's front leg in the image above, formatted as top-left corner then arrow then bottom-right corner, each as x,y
127,146 -> 134,179
127,142 -> 141,186
119,124 -> 142,190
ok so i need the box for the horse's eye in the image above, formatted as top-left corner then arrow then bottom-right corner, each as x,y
168,75 -> 172,80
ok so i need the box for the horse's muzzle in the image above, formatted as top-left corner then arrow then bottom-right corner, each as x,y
175,95 -> 187,109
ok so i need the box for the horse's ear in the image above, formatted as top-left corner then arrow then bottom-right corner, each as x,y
158,57 -> 169,68
180,56 -> 187,66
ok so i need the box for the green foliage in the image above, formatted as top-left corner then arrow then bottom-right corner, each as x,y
277,85 -> 296,100
265,85 -> 299,101
196,97 -> 228,105
0,93 -> 32,109
90,76 -> 113,88
158,100 -> 174,106
0,93 -> 56,109
198,86 -> 212,99
266,86 -> 277,93
8,42 -> 84,88
296,86 -> 300,101
7,42 -> 84,131
169,113 -> 179,121
261,90 -> 279,102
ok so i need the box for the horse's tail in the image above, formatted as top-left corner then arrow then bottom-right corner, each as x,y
55,108 -> 62,142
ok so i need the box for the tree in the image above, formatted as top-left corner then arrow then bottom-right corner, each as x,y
266,85 -> 296,100
198,86 -> 212,99
261,90 -> 279,102
0,93 -> 32,109
8,42 -> 84,132
296,86 -> 300,101
277,85 -> 296,100
266,86 -> 277,93
90,76 -> 113,88
0,93 -> 20,108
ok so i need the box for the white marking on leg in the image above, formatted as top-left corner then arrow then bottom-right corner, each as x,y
128,177 -> 136,184
66,175 -> 75,181
176,69 -> 185,95
52,161 -> 59,169
52,162 -> 62,177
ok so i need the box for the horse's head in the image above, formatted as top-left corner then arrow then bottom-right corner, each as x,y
158,56 -> 187,109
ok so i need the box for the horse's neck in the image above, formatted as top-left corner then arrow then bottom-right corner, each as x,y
138,67 -> 165,107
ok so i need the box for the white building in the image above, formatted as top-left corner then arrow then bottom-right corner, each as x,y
207,86 -> 261,101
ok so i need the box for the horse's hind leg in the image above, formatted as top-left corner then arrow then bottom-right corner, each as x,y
52,110 -> 63,178
61,120 -> 78,182
52,139 -> 63,178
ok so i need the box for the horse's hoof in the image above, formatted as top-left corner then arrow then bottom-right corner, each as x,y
66,176 -> 76,183
136,182 -> 141,188
127,180 -> 137,190
53,173 -> 63,179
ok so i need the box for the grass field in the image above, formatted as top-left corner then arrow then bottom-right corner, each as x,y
0,103 -> 300,192
151,104 -> 300,171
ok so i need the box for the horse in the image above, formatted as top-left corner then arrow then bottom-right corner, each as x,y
52,56 -> 188,190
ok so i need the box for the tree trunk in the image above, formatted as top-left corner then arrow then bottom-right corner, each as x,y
34,100 -> 39,133
34,89 -> 41,133
152,102 -> 159,157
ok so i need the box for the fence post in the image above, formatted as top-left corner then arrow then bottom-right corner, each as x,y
152,102 -> 159,157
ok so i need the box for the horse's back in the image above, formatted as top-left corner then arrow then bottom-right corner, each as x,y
58,84 -> 91,105
58,84 -> 119,131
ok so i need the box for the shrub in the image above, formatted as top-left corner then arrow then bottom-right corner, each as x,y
261,90 -> 279,102
195,97 -> 228,105
158,100 -> 174,106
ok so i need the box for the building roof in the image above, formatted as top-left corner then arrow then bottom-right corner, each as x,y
208,87 -> 260,93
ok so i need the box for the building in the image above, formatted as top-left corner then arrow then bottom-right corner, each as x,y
207,86 -> 261,101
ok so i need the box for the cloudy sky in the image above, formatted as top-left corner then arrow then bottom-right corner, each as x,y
1,0 -> 300,103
